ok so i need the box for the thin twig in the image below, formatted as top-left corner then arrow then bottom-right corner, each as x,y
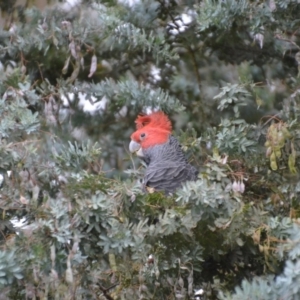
187,45 -> 201,88
275,34 -> 300,50
98,283 -> 119,300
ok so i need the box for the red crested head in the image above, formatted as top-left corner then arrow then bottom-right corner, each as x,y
129,111 -> 172,153
135,111 -> 172,132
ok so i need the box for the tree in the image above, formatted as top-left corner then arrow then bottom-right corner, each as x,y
1,0 -> 300,299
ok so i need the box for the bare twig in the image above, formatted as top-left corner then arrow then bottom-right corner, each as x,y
98,283 -> 119,300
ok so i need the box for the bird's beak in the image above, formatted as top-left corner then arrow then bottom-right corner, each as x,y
129,140 -> 144,157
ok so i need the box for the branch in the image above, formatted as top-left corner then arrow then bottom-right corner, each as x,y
98,283 -> 119,300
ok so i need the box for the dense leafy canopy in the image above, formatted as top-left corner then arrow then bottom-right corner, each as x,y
1,0 -> 300,299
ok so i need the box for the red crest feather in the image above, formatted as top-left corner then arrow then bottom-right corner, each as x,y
135,111 -> 172,132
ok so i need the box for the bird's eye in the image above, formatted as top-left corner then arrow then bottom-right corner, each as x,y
140,133 -> 146,138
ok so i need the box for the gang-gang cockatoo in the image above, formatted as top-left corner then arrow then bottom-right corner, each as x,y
129,111 -> 198,194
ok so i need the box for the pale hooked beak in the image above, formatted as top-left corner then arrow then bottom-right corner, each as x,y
129,140 -> 144,157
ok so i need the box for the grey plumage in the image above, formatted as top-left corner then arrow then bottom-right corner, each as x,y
142,135 -> 198,194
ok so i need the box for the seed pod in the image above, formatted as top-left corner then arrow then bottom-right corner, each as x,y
232,180 -> 239,192
69,40 -> 77,59
282,126 -> 292,139
88,54 -> 97,78
62,56 -> 71,74
275,149 -> 281,158
277,131 -> 284,143
178,276 -> 184,288
270,152 -> 278,170
266,146 -> 272,157
288,144 -> 297,174
109,253 -> 117,272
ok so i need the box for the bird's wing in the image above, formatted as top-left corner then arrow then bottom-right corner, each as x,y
144,161 -> 196,193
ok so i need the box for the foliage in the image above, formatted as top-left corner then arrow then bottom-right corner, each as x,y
1,0 -> 300,299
